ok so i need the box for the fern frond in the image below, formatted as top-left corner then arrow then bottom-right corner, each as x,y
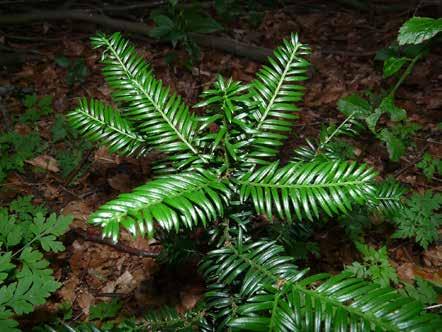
230,271 -> 442,331
67,98 -> 148,157
195,75 -> 251,124
144,305 -> 211,332
238,161 -> 377,221
293,114 -> 364,162
90,171 -> 231,241
204,239 -> 442,331
247,34 -> 310,165
371,180 -> 406,217
90,32 -> 208,167
204,283 -> 243,331
200,240 -> 300,297
194,75 -> 255,169
207,210 -> 253,248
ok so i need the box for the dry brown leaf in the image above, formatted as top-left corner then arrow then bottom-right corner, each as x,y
397,262 -> 416,284
26,155 -> 60,172
58,274 -> 80,303
108,173 -> 132,192
14,123 -> 32,136
94,147 -> 121,166
77,291 -> 94,315
423,245 -> 442,268
42,184 -> 59,200
62,200 -> 91,229
114,270 -> 136,294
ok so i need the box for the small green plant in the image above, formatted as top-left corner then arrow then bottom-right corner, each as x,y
19,94 -> 52,124
345,242 -> 399,287
416,152 -> 442,180
51,114 -> 92,180
55,56 -> 89,86
393,191 -> 441,249
0,197 -> 72,331
149,0 -> 222,61
0,131 -> 44,183
336,16 -> 441,162
87,299 -> 123,330
400,277 -> 439,306
66,32 -> 442,330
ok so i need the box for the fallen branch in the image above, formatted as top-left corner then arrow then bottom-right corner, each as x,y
72,228 -> 160,258
0,9 -> 273,62
0,9 -> 377,63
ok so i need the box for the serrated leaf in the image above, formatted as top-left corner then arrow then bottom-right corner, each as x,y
0,253 -> 15,284
383,57 -> 407,78
398,17 -> 442,45
29,213 -> 72,252
0,309 -> 20,332
0,213 -> 22,248
89,299 -> 122,321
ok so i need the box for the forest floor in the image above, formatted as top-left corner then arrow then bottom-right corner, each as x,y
0,0 -> 441,328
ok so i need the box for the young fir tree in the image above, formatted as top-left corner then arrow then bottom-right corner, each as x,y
68,32 -> 441,331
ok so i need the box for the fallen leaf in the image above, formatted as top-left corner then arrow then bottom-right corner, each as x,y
114,270 -> 136,294
108,173 -> 132,192
423,245 -> 442,268
58,274 -> 80,302
397,262 -> 416,284
62,200 -> 91,229
42,184 -> 59,200
77,291 -> 94,315
26,155 -> 60,172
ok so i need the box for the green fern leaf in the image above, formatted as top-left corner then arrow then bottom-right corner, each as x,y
230,271 -> 442,331
247,34 -> 310,165
205,239 -> 442,331
90,171 -> 231,241
370,180 -> 406,217
90,32 -> 208,167
238,161 -> 377,221
68,98 -> 148,157
200,241 -> 300,297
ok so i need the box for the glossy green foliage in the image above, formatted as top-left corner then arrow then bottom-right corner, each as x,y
247,34 -> 310,165
194,75 -> 255,171
369,180 -> 406,217
90,171 -> 231,241
230,273 -> 441,331
69,32 -> 398,242
68,98 -> 147,157
398,17 -> 442,45
66,32 -> 442,331
203,240 -> 441,332
239,161 -> 377,221
293,112 -> 364,162
200,239 -> 442,331
90,32 -> 209,167
201,241 -> 299,297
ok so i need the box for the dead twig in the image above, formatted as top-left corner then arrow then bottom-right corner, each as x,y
394,144 -> 429,177
71,228 -> 160,258
64,150 -> 92,186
